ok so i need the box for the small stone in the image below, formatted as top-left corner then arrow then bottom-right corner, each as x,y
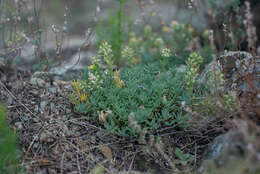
34,105 -> 39,113
15,122 -> 23,130
65,129 -> 71,137
40,101 -> 47,111
33,142 -> 39,149
40,132 -> 47,141
50,102 -> 55,110
23,115 -> 29,121
30,77 -> 45,87
48,87 -> 56,94
65,108 -> 71,113
40,132 -> 54,143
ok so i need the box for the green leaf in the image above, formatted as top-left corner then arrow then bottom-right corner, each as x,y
175,148 -> 183,158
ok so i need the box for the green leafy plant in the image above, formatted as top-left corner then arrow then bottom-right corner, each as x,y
75,63 -> 191,138
167,21 -> 193,60
71,40 -> 233,139
185,52 -> 203,94
175,147 -> 194,166
33,56 -> 54,72
160,48 -> 172,70
71,42 -> 193,138
95,0 -> 133,66
0,104 -> 22,173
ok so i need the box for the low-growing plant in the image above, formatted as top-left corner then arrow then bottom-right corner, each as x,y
185,52 -> 203,94
175,147 -> 194,166
160,48 -> 172,70
75,63 -> 191,138
71,40 -> 236,139
70,42 -> 193,138
0,104 -> 22,173
32,55 -> 55,72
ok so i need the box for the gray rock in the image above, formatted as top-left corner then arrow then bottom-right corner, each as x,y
202,131 -> 241,164
34,105 -> 39,113
23,115 -> 29,121
218,51 -> 260,91
40,101 -> 47,111
30,77 -> 46,87
50,102 -> 55,110
201,51 -> 260,92
20,43 -> 36,62
14,122 -> 23,130
199,131 -> 244,173
199,128 -> 260,174
48,87 -> 57,94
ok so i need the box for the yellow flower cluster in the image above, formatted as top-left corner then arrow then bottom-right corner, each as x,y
71,80 -> 87,102
144,25 -> 152,38
185,52 -> 203,94
99,41 -> 114,73
162,26 -> 170,33
122,46 -> 137,66
98,41 -> 113,59
113,70 -> 124,88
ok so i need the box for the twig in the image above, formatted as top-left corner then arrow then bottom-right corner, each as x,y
22,125 -> 46,165
194,143 -> 197,167
76,153 -> 82,174
60,153 -> 65,174
127,153 -> 136,173
155,143 -> 179,174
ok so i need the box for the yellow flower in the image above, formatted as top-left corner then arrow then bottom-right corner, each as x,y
72,81 -> 78,87
202,29 -> 211,38
90,65 -> 94,70
186,26 -> 194,34
144,25 -> 152,38
72,81 -> 80,90
113,70 -> 124,88
162,26 -> 170,33
132,58 -> 140,65
170,20 -> 179,28
130,37 -> 137,44
72,81 -> 81,99
152,12 -> 156,17
207,10 -> 213,16
80,94 -> 87,102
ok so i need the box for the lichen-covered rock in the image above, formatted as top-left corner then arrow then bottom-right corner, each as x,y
201,51 -> 260,92
218,51 -> 260,91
